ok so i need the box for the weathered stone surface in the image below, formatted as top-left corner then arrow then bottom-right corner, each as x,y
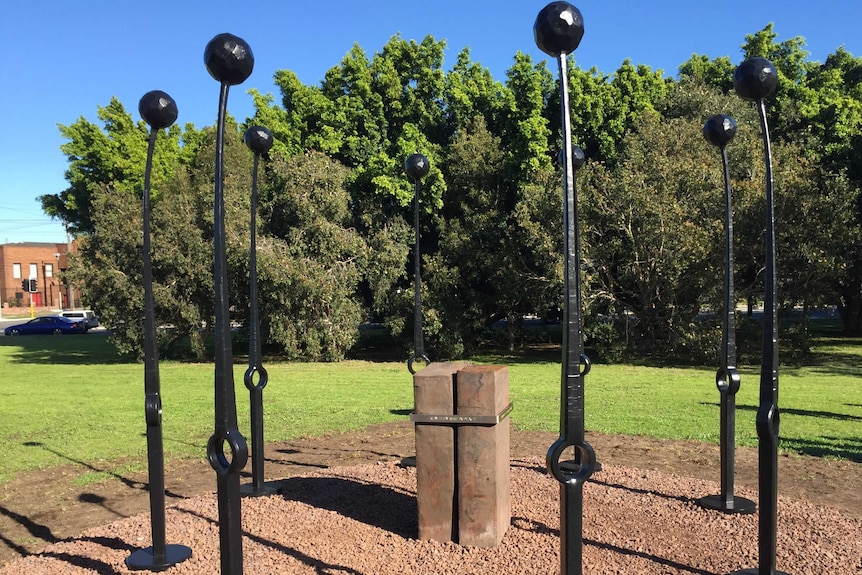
413,362 -> 466,541
456,365 -> 511,547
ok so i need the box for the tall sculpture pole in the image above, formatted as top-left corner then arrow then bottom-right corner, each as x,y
534,4 -> 597,575
126,90 -> 193,571
203,33 -> 253,575
240,126 -> 277,497
697,114 -> 756,515
405,153 -> 430,374
731,57 -> 790,575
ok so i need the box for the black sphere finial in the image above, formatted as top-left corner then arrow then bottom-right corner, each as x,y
534,1 -> 584,57
733,57 -> 778,102
703,114 -> 737,148
139,90 -> 178,130
204,33 -> 254,85
557,145 -> 586,169
244,125 -> 274,155
405,153 -> 430,181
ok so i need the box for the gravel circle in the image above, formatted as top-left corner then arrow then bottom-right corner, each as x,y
1,458 -> 860,574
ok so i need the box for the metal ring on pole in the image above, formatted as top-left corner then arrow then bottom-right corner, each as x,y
407,353 -> 431,375
546,438 -> 597,487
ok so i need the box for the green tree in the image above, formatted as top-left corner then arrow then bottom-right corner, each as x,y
678,55 -> 736,93
65,121 -> 253,360
41,97 -> 186,235
736,27 -> 862,335
425,114 -> 563,355
580,110 -> 722,357
255,151 -> 367,360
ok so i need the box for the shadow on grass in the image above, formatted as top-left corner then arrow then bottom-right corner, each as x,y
806,336 -> 862,377
808,352 -> 862,377
0,333 -> 128,365
21,441 -> 186,499
777,436 -> 862,463
700,403 -> 861,461
703,403 -> 862,424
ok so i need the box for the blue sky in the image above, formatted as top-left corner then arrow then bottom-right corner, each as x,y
1,0 -> 859,244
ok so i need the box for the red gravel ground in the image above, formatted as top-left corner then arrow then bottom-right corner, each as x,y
1,422 -> 860,574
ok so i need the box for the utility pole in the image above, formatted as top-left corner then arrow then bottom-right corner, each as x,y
65,222 -> 75,309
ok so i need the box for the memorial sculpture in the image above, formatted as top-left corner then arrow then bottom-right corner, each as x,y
240,125 -> 278,497
534,3 -> 597,575
696,114 -> 756,516
405,153 -> 431,374
119,15 -> 800,575
730,56 -> 790,575
203,32 -> 254,575
126,90 -> 193,571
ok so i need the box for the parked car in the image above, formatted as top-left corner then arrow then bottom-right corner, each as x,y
4,316 -> 88,336
60,310 -> 100,330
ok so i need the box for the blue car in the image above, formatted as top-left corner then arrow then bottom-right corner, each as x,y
4,316 -> 88,336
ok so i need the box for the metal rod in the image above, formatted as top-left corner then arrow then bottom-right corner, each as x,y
404,153 -> 430,374
126,90 -> 191,571
731,56 -> 789,575
413,177 -> 424,359
755,96 -> 781,575
534,4 -> 596,574
697,115 -> 754,516
204,33 -> 254,575
241,126 -> 276,497
142,127 -> 167,560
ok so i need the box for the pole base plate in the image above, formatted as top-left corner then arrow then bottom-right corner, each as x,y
697,494 -> 756,515
240,481 -> 280,497
126,544 -> 192,571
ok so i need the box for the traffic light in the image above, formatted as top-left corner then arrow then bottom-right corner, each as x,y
28,279 -> 37,293
21,280 -> 27,291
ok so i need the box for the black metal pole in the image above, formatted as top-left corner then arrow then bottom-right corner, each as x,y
204,33 -> 254,575
730,57 -> 790,575
126,90 -> 192,571
534,4 -> 597,575
241,126 -> 277,497
697,114 -> 755,515
405,153 -> 430,374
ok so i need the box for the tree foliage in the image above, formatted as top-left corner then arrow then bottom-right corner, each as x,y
52,25 -> 862,365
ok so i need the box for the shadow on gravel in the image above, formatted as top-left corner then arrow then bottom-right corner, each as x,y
584,538 -> 719,575
511,515 -> 718,574
177,506 -> 364,575
279,476 -> 417,538
39,551 -> 121,575
589,478 -> 693,505
78,535 -> 136,553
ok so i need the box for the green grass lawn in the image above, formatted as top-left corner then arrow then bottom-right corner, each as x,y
0,332 -> 859,484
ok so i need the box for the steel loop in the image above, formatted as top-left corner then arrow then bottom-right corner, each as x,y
244,364 -> 268,391
715,367 -> 741,395
207,429 -> 249,477
546,437 -> 597,486
144,393 -> 162,427
407,354 -> 430,375
580,353 -> 591,377
756,403 -> 780,440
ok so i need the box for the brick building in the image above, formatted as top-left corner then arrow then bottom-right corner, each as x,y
0,242 -> 78,310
